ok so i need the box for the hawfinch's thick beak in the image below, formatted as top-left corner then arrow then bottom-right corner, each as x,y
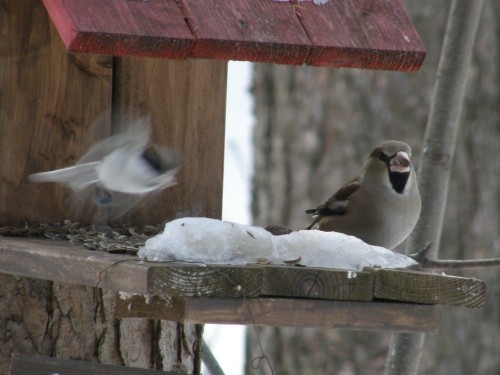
389,151 -> 411,173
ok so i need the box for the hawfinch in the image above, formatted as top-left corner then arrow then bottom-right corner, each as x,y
306,140 -> 421,250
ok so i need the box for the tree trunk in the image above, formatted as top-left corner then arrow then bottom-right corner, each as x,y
386,0 -> 485,373
0,275 -> 202,374
247,0 -> 500,374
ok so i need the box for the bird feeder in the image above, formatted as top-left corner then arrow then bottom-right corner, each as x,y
0,0 -> 484,373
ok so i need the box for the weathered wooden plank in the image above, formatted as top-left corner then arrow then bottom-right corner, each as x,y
9,353 -> 180,375
179,0 -> 311,65
261,267 -> 374,301
0,0 -> 112,226
115,296 -> 438,333
296,0 -> 426,71
109,57 -> 227,225
1,237 -> 372,301
148,263 -> 264,298
373,269 -> 486,308
0,238 -> 486,309
148,264 -> 374,300
0,238 -> 147,293
0,238 -> 373,301
41,0 -> 195,58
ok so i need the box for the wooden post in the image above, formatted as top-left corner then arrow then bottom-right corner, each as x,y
109,56 -> 226,224
0,4 -> 226,227
0,1 -> 226,373
0,0 -> 112,225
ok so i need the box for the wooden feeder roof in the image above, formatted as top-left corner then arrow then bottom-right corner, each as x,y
41,0 -> 426,71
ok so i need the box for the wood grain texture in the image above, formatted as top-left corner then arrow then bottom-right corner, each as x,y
374,269 -> 486,308
40,0 -> 426,71
149,265 -> 375,300
0,0 -> 112,225
0,238 -> 375,301
0,238 -> 486,309
1,1 -> 226,227
10,353 -> 180,375
179,0 -> 310,64
41,0 -> 195,58
261,267 -> 374,301
0,237 -> 146,293
109,57 -> 227,225
297,0 -> 426,71
149,264 -> 264,298
0,237 -> 374,301
115,296 -> 438,333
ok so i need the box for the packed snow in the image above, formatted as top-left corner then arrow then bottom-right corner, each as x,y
138,218 -> 417,271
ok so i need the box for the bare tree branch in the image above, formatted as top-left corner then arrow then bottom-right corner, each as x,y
410,243 -> 500,269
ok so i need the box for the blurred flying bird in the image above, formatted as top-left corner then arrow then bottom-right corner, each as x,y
30,119 -> 180,221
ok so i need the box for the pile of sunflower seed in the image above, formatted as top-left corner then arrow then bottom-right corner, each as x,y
0,220 -> 162,254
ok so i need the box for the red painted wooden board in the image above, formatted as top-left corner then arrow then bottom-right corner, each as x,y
179,0 -> 311,65
41,0 -> 426,71
296,0 -> 426,71
41,0 -> 195,58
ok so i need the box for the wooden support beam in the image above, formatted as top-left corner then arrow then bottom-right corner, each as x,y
41,0 -> 426,71
114,295 -> 438,333
9,353 -> 181,375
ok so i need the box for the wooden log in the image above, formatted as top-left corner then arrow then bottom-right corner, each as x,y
373,269 -> 486,308
115,295 -> 438,333
40,0 -> 426,71
9,353 -> 181,375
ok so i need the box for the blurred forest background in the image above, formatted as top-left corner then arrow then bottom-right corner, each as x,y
247,0 -> 499,374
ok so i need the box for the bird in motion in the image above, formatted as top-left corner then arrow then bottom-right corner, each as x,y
30,119 -> 180,221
